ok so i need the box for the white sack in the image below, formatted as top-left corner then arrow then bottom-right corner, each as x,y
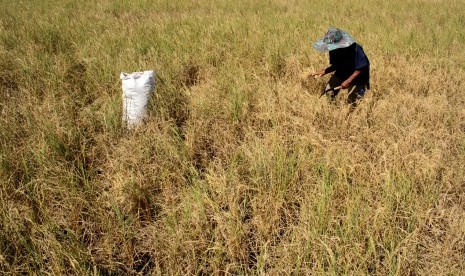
120,70 -> 155,128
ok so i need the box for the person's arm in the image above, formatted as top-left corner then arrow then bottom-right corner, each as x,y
341,66 -> 368,89
311,65 -> 335,77
342,44 -> 370,88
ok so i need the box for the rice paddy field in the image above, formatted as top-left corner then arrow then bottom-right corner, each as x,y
1,0 -> 465,274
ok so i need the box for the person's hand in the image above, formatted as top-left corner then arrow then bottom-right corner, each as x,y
311,69 -> 325,78
341,79 -> 351,89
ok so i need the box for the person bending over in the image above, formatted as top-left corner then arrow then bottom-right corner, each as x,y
312,27 -> 370,105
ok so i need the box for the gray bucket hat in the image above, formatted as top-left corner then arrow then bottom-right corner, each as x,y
313,27 -> 355,52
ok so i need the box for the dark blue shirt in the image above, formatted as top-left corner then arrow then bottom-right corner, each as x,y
329,43 -> 370,85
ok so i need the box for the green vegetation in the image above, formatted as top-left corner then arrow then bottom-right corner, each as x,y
1,0 -> 464,274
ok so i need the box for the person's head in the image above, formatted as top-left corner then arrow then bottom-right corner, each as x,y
313,27 -> 355,52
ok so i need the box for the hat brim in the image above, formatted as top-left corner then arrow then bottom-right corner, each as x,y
313,33 -> 355,52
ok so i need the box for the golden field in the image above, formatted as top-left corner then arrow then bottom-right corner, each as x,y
1,0 -> 465,274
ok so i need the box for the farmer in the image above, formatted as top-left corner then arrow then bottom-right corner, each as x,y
311,27 -> 370,105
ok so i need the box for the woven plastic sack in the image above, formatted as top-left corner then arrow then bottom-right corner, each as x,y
120,70 -> 155,128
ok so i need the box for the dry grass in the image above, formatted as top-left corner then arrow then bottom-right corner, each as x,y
1,0 -> 465,274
